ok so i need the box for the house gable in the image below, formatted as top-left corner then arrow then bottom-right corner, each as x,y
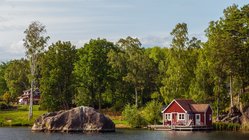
162,100 -> 186,113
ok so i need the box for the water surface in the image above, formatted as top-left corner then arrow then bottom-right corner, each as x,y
0,127 -> 249,140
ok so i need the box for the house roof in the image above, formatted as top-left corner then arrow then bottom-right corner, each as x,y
175,99 -> 195,112
162,99 -> 211,113
191,104 -> 209,113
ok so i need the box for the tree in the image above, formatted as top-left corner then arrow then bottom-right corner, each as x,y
74,38 -> 114,110
40,41 -> 76,111
4,59 -> 30,101
160,23 -> 199,103
23,21 -> 49,119
189,49 -> 214,102
145,47 -> 169,102
205,4 -> 249,113
108,36 -> 153,107
0,62 -> 8,96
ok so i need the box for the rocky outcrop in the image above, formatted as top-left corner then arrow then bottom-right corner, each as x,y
32,106 -> 115,132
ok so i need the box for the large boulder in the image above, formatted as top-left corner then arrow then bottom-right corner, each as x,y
32,106 -> 115,132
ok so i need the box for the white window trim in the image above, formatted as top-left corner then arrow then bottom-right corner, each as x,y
178,113 -> 185,120
165,113 -> 171,120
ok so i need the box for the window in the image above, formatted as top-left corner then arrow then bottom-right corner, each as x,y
196,114 -> 200,120
209,114 -> 212,121
165,113 -> 171,120
178,113 -> 185,120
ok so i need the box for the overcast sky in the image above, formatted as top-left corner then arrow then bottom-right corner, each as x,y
0,0 -> 248,62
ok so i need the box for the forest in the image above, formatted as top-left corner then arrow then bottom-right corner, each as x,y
0,4 -> 249,127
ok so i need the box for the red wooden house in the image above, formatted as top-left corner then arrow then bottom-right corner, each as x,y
162,99 -> 212,127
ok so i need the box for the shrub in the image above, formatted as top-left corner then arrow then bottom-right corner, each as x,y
2,92 -> 11,104
213,122 -> 240,131
141,100 -> 162,124
122,104 -> 146,128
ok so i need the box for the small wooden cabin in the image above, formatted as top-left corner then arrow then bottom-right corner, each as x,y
162,99 -> 212,127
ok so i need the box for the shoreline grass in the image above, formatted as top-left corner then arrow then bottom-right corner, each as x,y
0,105 -> 46,127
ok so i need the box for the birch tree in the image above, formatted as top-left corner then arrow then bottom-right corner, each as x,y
23,21 -> 49,120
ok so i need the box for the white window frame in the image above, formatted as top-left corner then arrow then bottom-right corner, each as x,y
165,113 -> 171,120
178,113 -> 185,120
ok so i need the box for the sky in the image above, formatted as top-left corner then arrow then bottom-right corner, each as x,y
0,0 -> 248,62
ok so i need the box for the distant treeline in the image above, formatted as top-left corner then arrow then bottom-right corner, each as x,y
0,4 -> 249,118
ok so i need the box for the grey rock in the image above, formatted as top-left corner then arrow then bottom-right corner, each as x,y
32,106 -> 115,132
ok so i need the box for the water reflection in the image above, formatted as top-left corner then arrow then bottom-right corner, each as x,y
0,127 -> 249,140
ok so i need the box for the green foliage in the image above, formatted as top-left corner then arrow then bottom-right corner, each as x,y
141,100 -> 162,124
4,59 -> 30,100
2,92 -> 11,104
23,21 -> 50,89
74,38 -> 115,109
23,21 -> 50,56
161,23 -> 200,104
108,36 -> 154,107
0,62 -> 8,96
40,41 -> 77,111
213,122 -> 240,131
205,4 -> 249,113
122,104 -> 146,128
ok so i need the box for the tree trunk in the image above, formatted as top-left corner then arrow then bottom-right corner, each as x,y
216,78 -> 220,121
29,81 -> 33,120
230,75 -> 233,111
29,55 -> 34,120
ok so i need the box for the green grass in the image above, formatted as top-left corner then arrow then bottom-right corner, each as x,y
113,119 -> 129,125
0,105 -> 47,127
106,115 -> 130,128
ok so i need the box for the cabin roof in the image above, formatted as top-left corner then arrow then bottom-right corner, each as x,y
190,104 -> 209,113
162,99 -> 211,113
175,99 -> 195,112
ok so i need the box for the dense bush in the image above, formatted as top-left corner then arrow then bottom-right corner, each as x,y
213,122 -> 240,131
141,100 -> 162,124
122,104 -> 146,128
2,92 -> 11,104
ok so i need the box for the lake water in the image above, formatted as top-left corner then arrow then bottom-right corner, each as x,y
0,127 -> 249,140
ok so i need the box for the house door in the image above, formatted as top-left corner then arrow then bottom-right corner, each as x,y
172,113 -> 177,125
195,114 -> 200,126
